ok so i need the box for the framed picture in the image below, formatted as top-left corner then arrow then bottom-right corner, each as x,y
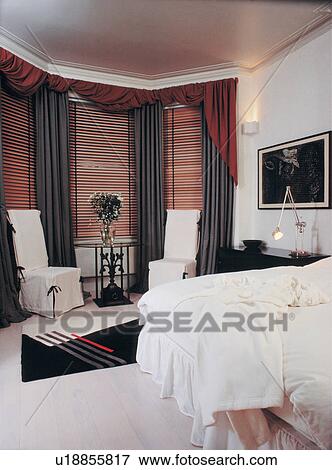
258,131 -> 331,209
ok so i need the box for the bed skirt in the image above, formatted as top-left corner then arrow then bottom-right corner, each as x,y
136,329 -> 319,450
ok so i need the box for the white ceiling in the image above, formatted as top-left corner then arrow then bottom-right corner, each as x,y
0,0 -> 331,78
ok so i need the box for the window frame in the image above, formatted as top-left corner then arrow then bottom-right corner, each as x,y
68,98 -> 137,243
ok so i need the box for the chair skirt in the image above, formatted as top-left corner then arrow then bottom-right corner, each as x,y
20,266 -> 84,318
149,258 -> 196,290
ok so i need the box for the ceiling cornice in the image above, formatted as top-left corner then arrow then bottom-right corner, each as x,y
0,26 -> 49,71
250,12 -> 332,72
0,11 -> 331,90
48,59 -> 247,90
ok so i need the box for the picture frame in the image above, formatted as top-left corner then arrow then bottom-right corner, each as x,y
258,131 -> 331,209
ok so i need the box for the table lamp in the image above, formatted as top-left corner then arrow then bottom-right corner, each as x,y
272,186 -> 309,257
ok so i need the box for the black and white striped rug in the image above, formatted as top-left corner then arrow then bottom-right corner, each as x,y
21,320 -> 142,382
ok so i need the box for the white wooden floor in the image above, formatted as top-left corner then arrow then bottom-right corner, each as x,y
0,300 -> 195,450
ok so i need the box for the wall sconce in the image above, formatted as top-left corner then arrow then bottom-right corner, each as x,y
242,121 -> 259,135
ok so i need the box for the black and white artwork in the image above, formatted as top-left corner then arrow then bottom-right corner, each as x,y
258,131 -> 331,209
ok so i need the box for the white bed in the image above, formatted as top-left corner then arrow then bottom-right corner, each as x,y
137,258 -> 332,450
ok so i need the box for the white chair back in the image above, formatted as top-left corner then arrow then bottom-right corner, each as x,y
163,209 -> 200,260
8,209 -> 49,272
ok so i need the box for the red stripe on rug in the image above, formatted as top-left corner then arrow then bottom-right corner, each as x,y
71,333 -> 114,353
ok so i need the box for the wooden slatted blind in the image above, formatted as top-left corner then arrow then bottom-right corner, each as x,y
163,106 -> 202,210
1,87 -> 37,209
69,101 -> 137,239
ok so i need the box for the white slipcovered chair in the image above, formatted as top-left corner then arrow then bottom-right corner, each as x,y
149,209 -> 201,289
8,209 -> 84,318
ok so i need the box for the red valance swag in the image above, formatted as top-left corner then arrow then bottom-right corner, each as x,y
0,48 -> 238,183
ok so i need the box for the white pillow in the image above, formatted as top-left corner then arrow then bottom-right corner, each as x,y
303,256 -> 332,271
301,257 -> 332,298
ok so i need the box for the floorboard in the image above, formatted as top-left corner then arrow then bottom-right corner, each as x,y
0,298 -> 194,450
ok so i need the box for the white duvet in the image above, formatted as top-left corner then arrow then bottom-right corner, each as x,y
137,258 -> 332,449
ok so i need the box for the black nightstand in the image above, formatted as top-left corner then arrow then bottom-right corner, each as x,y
217,246 -> 329,274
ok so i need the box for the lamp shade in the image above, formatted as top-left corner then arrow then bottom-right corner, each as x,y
272,227 -> 284,240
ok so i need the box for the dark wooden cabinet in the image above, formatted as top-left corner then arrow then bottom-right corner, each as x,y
217,246 -> 329,274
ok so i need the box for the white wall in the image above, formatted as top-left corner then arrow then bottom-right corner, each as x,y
235,28 -> 332,254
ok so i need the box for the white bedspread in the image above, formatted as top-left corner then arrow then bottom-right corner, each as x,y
137,259 -> 332,449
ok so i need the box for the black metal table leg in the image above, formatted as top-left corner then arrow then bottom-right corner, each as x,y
95,246 -> 98,302
101,246 -> 104,306
79,241 -> 139,308
120,245 -> 124,293
127,245 -> 130,302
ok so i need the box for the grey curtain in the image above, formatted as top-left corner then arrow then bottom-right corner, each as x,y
0,79 -> 31,327
34,86 -> 76,267
135,102 -> 164,291
199,110 -> 235,275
